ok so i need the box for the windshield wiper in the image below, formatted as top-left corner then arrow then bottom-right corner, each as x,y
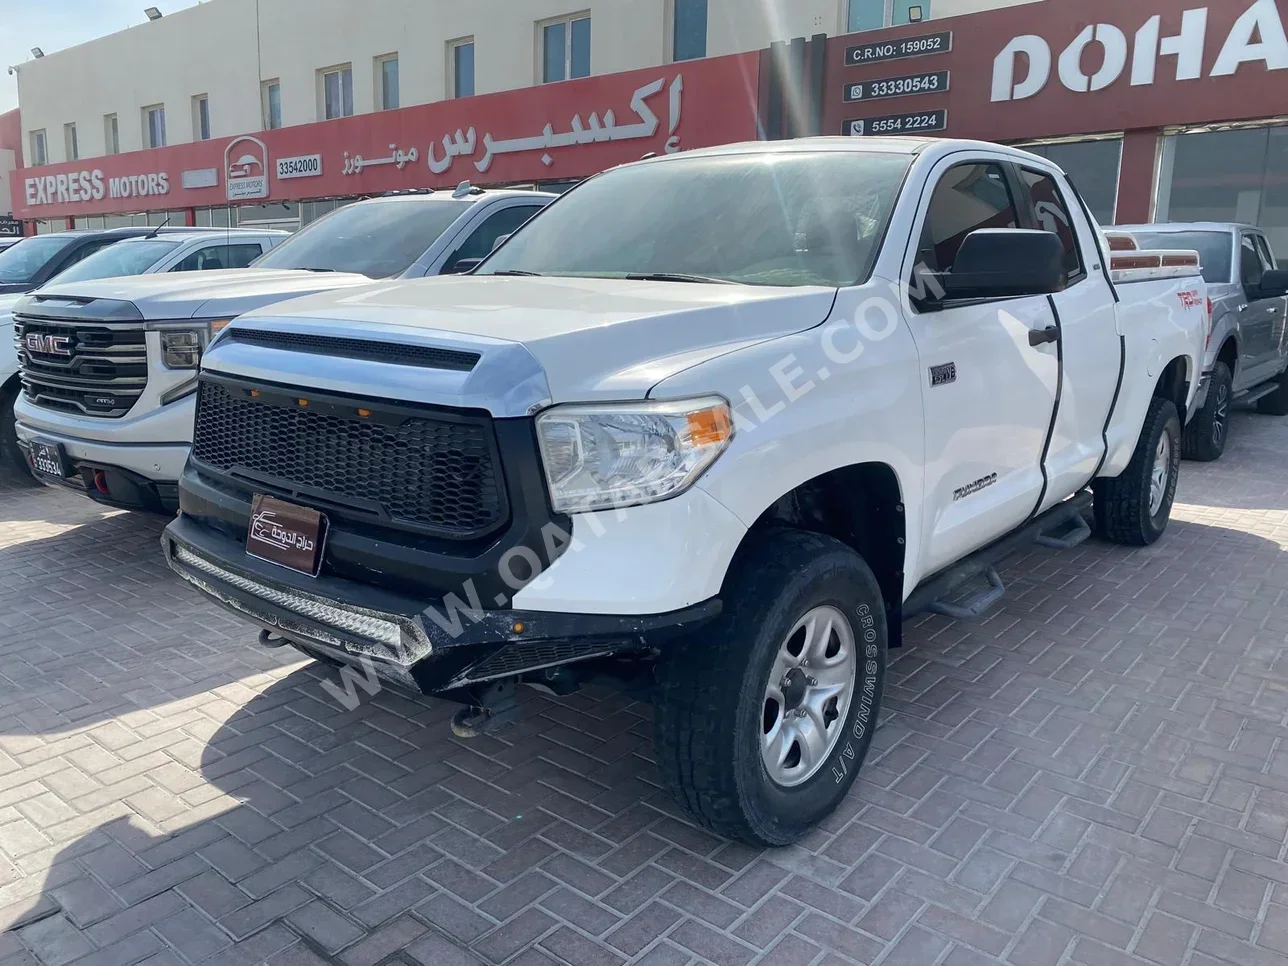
625,272 -> 733,284
488,270 -> 542,276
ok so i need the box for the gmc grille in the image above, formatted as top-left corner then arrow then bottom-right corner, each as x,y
190,378 -> 508,540
15,313 -> 148,418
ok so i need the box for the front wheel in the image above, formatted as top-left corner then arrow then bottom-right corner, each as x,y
1093,396 -> 1181,546
1181,361 -> 1231,462
654,530 -> 887,846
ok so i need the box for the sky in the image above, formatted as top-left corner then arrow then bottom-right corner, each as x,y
0,0 -> 202,112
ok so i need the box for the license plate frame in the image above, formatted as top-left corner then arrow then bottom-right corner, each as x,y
28,438 -> 70,480
246,493 -> 329,577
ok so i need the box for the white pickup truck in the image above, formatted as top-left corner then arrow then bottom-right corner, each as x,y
163,138 -> 1207,846
11,187 -> 552,509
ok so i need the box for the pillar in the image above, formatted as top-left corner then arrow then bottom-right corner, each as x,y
1114,128 -> 1163,225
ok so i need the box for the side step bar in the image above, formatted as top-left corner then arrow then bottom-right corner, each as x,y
906,490 -> 1094,620
1236,382 -> 1279,406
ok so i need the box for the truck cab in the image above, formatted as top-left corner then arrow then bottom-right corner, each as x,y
10,188 -> 554,509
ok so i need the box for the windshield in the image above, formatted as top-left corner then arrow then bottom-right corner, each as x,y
1133,230 -> 1233,285
0,234 -> 83,283
480,152 -> 912,287
252,199 -> 472,277
51,239 -> 182,284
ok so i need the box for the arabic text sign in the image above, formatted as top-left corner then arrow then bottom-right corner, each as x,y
7,53 -> 761,219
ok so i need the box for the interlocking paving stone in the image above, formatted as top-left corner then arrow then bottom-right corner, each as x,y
7,411 -> 1288,963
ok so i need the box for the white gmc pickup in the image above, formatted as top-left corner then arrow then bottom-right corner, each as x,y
163,138 -> 1208,845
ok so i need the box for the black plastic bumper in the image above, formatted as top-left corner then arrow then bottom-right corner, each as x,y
162,514 -> 721,695
18,441 -> 178,513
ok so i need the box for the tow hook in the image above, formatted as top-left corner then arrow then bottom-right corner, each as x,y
451,679 -> 519,738
257,629 -> 289,648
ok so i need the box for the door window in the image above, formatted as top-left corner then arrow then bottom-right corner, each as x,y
916,163 -> 1020,275
172,243 -> 265,272
1020,168 -> 1084,281
1241,235 -> 1265,290
442,206 -> 543,273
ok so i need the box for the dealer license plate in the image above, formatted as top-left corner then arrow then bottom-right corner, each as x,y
246,494 -> 329,576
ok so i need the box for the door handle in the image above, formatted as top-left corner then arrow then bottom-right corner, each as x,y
1028,326 -> 1059,346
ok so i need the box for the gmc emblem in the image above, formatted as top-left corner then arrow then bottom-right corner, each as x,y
24,333 -> 72,356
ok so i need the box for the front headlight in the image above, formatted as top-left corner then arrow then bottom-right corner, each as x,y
159,319 -> 231,369
535,396 -> 734,513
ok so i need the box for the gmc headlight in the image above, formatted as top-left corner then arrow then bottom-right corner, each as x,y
159,319 -> 231,369
535,397 -> 734,513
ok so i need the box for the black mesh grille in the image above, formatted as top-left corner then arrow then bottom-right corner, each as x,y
225,329 -> 480,371
191,380 -> 506,538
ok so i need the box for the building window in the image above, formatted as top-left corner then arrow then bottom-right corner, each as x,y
192,95 -> 211,140
376,55 -> 399,111
541,14 -> 591,83
450,38 -> 475,98
1157,125 -> 1288,265
672,0 -> 708,61
1021,138 -> 1123,227
144,105 -> 166,148
30,129 -> 47,166
321,64 -> 354,119
63,123 -> 78,161
262,80 -> 282,130
848,0 -> 929,31
104,114 -> 120,154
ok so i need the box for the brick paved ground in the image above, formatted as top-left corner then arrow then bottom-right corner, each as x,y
4,410 -> 1288,966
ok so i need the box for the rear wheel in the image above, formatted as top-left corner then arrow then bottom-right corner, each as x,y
654,530 -> 887,846
1181,361 -> 1231,462
1256,367 -> 1288,416
1093,396 -> 1181,547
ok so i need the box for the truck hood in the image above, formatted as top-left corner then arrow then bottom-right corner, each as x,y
29,268 -> 374,320
212,275 -> 838,409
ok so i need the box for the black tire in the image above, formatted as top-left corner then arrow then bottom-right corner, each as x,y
654,529 -> 887,846
1256,367 -> 1288,416
1093,396 -> 1181,547
1181,361 -> 1231,462
0,382 -> 34,478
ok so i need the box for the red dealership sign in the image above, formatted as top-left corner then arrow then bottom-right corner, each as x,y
11,53 -> 762,221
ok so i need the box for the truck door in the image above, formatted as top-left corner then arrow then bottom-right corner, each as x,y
1238,232 -> 1281,383
903,160 -> 1059,576
1019,166 -> 1122,512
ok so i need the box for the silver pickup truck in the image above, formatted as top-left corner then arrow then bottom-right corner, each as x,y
1120,223 -> 1288,461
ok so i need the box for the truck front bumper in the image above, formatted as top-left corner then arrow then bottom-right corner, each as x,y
162,514 -> 720,694
14,392 -> 194,512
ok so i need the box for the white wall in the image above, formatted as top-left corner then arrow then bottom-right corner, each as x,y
15,0 -> 1041,164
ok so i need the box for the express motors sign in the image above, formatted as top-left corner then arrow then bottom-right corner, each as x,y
992,0 -> 1288,101
24,168 -> 170,207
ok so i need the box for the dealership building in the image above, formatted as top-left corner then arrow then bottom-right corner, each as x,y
6,0 -> 1287,261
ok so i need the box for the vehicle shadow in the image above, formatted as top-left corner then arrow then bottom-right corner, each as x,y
4,508 -> 1287,964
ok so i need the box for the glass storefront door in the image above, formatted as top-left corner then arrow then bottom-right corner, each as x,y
1157,125 -> 1288,267
1019,139 -> 1123,226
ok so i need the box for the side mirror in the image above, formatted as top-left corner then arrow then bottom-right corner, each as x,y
1254,268 -> 1288,300
444,257 -> 483,275
491,233 -> 511,252
931,229 -> 1067,306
